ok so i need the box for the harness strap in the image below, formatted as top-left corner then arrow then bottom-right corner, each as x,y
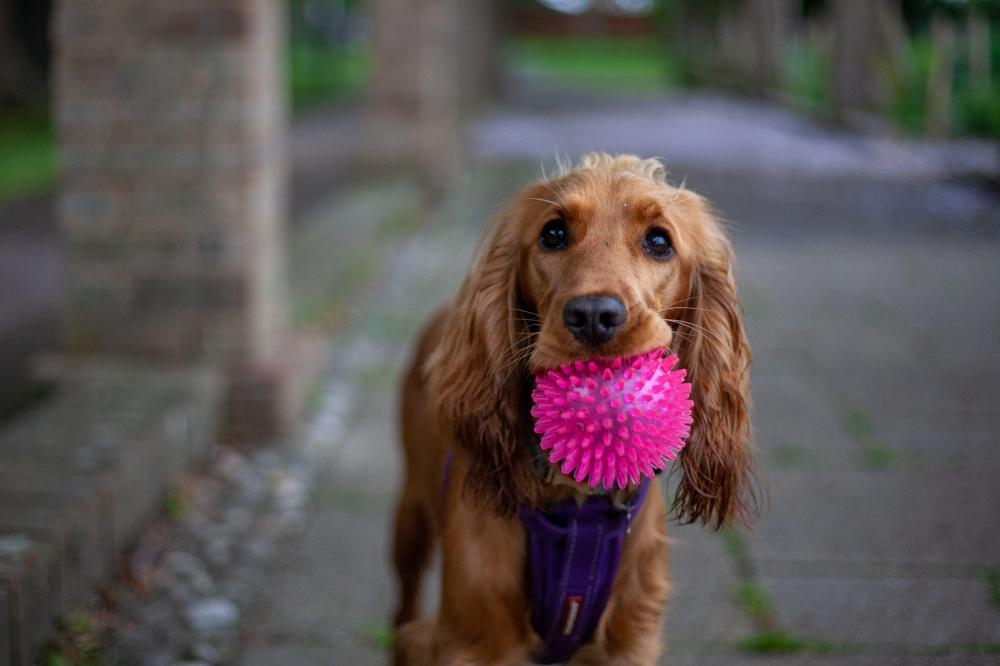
518,481 -> 649,664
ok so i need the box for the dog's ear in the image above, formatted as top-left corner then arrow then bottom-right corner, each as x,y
670,192 -> 758,529
424,207 -> 538,514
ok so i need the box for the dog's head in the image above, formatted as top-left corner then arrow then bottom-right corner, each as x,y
427,153 -> 756,528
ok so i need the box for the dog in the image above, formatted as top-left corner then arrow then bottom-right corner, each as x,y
392,153 -> 757,665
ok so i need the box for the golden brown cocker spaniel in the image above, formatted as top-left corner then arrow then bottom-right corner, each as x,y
393,153 -> 757,665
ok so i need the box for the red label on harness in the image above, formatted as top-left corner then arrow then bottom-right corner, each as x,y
560,596 -> 583,636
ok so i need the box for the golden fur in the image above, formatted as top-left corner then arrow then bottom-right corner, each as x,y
392,154 -> 757,665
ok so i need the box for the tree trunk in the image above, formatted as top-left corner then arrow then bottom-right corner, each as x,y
711,0 -> 794,96
365,0 -> 468,191
873,0 -> 912,95
830,0 -> 882,123
967,10 -> 991,91
0,1 -> 47,108
456,0 -> 503,105
749,0 -> 794,95
668,4 -> 722,86
925,11 -> 956,140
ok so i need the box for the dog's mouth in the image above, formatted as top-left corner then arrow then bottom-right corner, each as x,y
526,329 -> 673,374
529,346 -> 669,376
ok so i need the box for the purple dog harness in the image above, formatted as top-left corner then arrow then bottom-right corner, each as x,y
519,482 -> 650,664
442,452 -> 650,664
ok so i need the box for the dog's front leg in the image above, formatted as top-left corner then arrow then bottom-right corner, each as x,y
429,497 -> 534,666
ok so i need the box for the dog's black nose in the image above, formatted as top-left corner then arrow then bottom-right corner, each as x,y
563,295 -> 627,346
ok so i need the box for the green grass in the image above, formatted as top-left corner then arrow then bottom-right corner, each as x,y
840,406 -> 897,469
508,36 -> 679,94
363,622 -> 393,651
163,489 -> 188,520
0,109 -> 56,203
735,580 -> 774,620
289,40 -> 368,112
738,631 -> 811,654
720,528 -> 750,562
739,631 -> 845,655
987,568 -> 1000,607
860,443 -> 898,469
840,406 -> 875,441
769,444 -> 810,468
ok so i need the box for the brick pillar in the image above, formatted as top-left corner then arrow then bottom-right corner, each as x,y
366,0 -> 465,190
54,0 -> 292,441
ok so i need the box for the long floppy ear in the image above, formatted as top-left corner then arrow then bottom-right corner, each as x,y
424,209 -> 539,514
671,193 -> 758,529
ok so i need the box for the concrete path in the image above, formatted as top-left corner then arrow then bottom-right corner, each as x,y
474,89 -> 999,181
237,118 -> 1000,665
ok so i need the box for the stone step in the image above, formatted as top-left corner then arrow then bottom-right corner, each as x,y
0,364 -> 219,666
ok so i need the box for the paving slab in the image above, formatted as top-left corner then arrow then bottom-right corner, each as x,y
750,370 -> 861,472
242,644 -> 348,666
241,497 -> 394,663
748,469 -> 1000,568
664,525 -> 755,646
761,574 -> 1000,647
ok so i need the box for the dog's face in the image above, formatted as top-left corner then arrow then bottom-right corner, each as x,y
515,168 -> 702,370
428,154 -> 755,527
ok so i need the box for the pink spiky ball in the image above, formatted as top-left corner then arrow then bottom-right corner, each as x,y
530,349 -> 694,489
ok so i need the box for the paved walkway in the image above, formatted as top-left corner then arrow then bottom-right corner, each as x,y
237,98 -> 1000,665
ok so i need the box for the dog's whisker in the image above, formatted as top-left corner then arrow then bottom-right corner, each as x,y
497,345 -> 536,376
665,317 -> 718,337
510,307 -> 541,319
659,294 -> 698,310
495,340 -> 531,369
665,319 -> 729,350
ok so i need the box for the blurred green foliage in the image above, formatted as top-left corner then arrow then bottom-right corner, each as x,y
891,29 -> 1000,138
509,36 -> 680,93
653,0 -> 1000,138
289,39 -> 368,112
287,0 -> 368,111
0,108 -> 54,203
783,38 -> 831,112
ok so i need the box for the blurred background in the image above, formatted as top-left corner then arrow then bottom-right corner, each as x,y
0,1 -> 998,665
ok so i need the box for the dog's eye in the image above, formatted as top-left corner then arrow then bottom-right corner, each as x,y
643,227 -> 673,259
540,219 -> 568,251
